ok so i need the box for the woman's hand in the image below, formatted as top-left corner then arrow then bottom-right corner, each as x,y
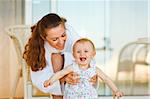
65,72 -> 80,85
89,75 -> 97,86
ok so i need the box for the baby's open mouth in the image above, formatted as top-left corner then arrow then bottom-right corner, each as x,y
80,57 -> 86,61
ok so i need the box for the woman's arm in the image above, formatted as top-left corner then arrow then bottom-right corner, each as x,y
64,72 -> 80,85
96,67 -> 123,97
44,65 -> 73,87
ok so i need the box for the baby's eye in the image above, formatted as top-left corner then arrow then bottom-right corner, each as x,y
77,51 -> 80,53
85,50 -> 88,53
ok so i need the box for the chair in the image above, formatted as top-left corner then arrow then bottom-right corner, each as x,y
5,25 -> 50,99
116,37 -> 150,95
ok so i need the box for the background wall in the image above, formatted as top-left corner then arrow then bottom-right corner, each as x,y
0,0 -> 24,98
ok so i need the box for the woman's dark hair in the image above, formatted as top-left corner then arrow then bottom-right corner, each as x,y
23,13 -> 66,71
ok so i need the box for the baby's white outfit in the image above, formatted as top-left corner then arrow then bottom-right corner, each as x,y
64,61 -> 98,99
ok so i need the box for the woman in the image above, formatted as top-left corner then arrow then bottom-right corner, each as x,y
23,13 -> 96,99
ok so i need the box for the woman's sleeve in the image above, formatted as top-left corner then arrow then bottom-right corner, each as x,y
30,66 -> 63,95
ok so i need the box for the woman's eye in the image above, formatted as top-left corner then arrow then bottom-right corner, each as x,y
62,34 -> 66,37
52,38 -> 58,41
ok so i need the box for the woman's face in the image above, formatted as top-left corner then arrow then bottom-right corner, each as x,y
46,24 -> 67,50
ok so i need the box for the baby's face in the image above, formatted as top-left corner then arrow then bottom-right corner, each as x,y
73,41 -> 95,67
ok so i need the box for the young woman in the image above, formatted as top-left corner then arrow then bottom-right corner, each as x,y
23,13 -> 96,99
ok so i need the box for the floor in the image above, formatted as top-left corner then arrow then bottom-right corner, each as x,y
30,96 -> 150,99
98,96 -> 150,99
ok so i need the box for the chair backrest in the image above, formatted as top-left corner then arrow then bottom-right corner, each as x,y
6,25 -> 31,52
117,42 -> 137,73
6,25 -> 50,98
116,37 -> 150,95
6,25 -> 31,78
117,38 -> 150,74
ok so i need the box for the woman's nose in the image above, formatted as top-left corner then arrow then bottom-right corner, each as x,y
58,38 -> 64,44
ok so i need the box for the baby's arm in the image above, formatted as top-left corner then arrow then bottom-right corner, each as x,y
44,65 -> 74,87
96,67 -> 123,97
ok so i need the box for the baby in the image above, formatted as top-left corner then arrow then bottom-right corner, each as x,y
44,38 -> 123,99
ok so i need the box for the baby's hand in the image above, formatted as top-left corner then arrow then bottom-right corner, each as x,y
44,80 -> 51,87
115,90 -> 124,97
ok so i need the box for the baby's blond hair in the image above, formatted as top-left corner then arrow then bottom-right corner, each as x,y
73,38 -> 96,51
